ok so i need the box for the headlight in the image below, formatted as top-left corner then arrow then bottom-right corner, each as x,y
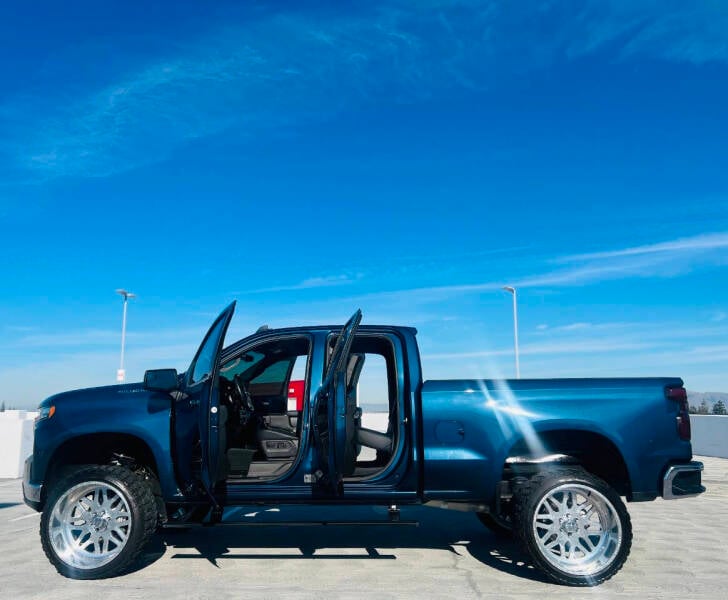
35,405 -> 55,423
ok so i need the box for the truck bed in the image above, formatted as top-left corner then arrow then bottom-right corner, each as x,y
419,377 -> 691,502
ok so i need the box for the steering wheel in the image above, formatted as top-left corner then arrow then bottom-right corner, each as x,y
233,374 -> 256,418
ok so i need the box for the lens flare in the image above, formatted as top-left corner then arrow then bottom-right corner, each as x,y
469,363 -> 547,459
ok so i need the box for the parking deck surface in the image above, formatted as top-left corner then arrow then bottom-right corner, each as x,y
1,455 -> 726,599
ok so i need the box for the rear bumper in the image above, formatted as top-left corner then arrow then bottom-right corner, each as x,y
662,461 -> 705,500
22,455 -> 43,511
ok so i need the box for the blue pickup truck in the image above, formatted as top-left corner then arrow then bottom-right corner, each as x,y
23,304 -> 704,585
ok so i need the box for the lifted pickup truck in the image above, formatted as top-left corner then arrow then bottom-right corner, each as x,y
23,304 -> 704,585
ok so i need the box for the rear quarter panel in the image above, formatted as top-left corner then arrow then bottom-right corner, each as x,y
420,378 -> 690,502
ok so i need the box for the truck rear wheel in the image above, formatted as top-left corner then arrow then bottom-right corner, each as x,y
512,467 -> 632,586
40,465 -> 157,579
476,511 -> 513,537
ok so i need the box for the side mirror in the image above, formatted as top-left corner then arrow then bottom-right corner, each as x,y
144,368 -> 179,392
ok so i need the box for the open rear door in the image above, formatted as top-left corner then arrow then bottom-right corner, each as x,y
312,309 -> 362,494
176,301 -> 236,496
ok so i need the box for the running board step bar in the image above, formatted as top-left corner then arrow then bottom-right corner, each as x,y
162,520 -> 419,529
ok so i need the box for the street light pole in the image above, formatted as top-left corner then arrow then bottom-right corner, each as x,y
502,286 -> 520,379
115,289 -> 136,382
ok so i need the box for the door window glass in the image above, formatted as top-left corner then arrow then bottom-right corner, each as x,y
251,359 -> 293,395
252,359 -> 291,384
190,315 -> 228,384
219,350 -> 265,381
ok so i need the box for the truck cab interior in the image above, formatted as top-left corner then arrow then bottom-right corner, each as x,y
218,336 -> 308,480
335,335 -> 400,480
216,332 -> 401,483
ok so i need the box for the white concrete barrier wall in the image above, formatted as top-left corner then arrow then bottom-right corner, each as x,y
690,415 -> 728,459
0,411 -> 724,478
0,411 -> 37,478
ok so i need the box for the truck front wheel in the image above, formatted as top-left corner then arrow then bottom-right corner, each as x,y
512,467 -> 632,586
40,465 -> 157,579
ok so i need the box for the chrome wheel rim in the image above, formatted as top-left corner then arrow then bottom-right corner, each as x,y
532,483 -> 622,577
48,481 -> 132,570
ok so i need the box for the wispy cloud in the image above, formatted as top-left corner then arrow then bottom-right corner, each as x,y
330,230 -> 728,306
3,325 -> 38,333
14,329 -> 118,348
418,321 -> 728,385
533,321 -> 640,335
711,311 -> 727,323
551,322 -> 592,332
423,319 -> 728,367
514,231 -> 728,288
8,326 -> 209,350
238,274 -> 359,295
568,1 -> 728,65
4,7 -> 477,179
3,1 -> 727,180
423,339 -> 655,361
560,232 -> 728,262
344,281 -> 502,303
512,261 -> 658,288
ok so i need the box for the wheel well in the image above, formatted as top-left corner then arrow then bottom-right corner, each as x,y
46,433 -> 159,490
505,430 -> 631,497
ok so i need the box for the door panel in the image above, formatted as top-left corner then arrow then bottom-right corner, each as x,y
313,309 -> 362,494
174,301 -> 236,494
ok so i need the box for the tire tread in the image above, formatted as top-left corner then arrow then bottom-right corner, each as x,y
512,466 -> 632,586
40,464 -> 157,579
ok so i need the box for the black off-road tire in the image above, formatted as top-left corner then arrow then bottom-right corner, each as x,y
512,466 -> 632,586
40,465 -> 157,579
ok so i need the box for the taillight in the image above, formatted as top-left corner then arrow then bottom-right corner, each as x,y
666,386 -> 691,441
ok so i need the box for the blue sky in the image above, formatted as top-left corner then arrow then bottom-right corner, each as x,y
1,0 -> 727,409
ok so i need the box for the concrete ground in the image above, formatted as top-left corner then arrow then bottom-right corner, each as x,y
1,456 -> 726,599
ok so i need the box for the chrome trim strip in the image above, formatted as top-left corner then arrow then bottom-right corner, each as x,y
662,461 -> 704,500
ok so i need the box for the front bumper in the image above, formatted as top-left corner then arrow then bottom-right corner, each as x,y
22,455 -> 43,511
662,461 -> 705,500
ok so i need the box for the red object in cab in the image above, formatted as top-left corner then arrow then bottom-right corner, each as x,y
288,380 -> 305,412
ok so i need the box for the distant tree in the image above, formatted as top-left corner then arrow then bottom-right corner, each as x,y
698,399 -> 710,414
689,405 -> 698,415
713,400 -> 727,415
0,401 -> 4,412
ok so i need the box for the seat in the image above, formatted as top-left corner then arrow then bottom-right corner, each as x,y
257,427 -> 299,458
256,417 -> 299,459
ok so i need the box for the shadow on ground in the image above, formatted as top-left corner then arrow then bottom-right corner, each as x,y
131,504 -> 551,584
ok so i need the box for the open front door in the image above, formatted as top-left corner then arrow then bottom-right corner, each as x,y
313,309 -> 362,494
175,301 -> 235,496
